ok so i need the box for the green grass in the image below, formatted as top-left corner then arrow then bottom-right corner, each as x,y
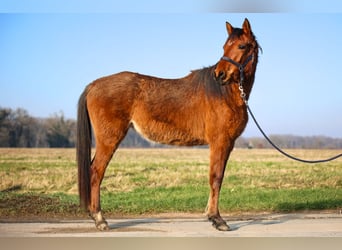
0,148 -> 341,219
100,186 -> 342,214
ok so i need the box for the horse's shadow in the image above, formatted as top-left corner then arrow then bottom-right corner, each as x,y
108,218 -> 162,231
106,215 -> 292,232
229,219 -> 281,231
228,214 -> 295,231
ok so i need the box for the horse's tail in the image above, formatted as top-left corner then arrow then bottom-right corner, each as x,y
77,88 -> 92,210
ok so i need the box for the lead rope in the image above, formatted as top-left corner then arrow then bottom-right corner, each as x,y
238,72 -> 342,163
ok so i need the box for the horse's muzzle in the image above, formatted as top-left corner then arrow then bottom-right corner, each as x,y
214,70 -> 226,82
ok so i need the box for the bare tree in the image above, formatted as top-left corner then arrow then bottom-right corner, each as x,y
45,112 -> 75,148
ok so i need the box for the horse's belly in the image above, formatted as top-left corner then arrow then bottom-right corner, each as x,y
131,120 -> 207,146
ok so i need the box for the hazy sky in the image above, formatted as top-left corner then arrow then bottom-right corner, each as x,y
1,1 -> 342,138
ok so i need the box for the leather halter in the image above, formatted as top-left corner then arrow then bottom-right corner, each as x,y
219,54 -> 254,86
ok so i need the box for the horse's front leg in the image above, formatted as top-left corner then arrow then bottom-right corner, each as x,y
206,142 -> 233,231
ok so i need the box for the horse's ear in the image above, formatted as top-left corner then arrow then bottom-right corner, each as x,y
242,18 -> 252,35
226,22 -> 234,36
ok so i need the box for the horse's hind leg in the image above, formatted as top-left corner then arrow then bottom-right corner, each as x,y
88,143 -> 114,230
88,125 -> 128,231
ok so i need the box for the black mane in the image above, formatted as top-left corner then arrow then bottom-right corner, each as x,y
191,65 -> 225,98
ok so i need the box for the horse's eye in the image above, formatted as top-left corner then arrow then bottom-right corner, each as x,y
238,44 -> 246,50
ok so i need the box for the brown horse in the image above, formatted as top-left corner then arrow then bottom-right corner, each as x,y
77,18 -> 259,231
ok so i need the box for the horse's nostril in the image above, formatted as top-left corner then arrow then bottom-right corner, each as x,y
217,71 -> 226,81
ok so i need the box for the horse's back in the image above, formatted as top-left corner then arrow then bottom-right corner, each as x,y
86,71 -> 139,97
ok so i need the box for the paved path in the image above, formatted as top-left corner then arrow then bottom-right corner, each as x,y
1,213 -> 341,237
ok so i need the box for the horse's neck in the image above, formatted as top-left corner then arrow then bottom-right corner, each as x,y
226,84 -> 247,107
231,72 -> 255,104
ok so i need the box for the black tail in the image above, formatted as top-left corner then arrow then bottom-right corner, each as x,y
77,89 -> 92,210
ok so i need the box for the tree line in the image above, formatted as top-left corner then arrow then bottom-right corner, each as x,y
0,108 -> 75,147
1,107 -> 341,149
0,107 -> 151,148
235,135 -> 342,149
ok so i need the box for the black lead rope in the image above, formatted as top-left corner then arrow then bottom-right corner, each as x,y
246,104 -> 342,164
221,54 -> 342,163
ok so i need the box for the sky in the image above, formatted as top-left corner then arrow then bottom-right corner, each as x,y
1,1 -> 342,138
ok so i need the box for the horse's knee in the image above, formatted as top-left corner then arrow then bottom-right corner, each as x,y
90,211 -> 109,231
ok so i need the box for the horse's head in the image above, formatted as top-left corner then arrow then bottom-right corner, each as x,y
214,18 -> 259,85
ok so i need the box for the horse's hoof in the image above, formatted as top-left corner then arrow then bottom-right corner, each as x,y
96,221 -> 110,231
214,221 -> 231,231
90,211 -> 110,231
209,217 -> 231,231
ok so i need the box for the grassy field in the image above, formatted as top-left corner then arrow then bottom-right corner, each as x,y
0,148 -> 341,219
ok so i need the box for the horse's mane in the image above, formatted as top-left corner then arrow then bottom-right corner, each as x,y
190,65 -> 225,98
